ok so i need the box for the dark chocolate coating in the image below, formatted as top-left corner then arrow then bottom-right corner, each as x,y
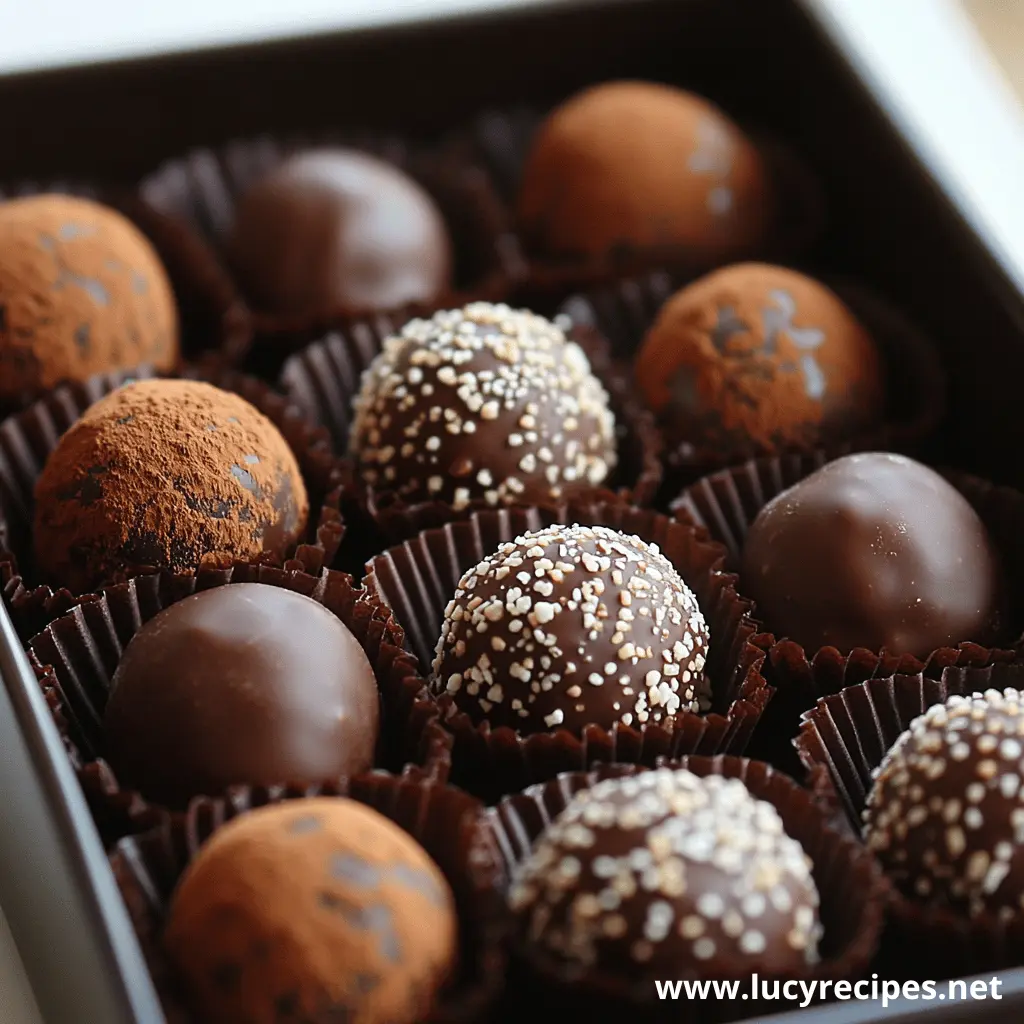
431,523 -> 709,736
509,769 -> 822,986
864,689 -> 1024,918
102,583 -> 380,805
741,453 -> 1004,658
226,149 -> 453,316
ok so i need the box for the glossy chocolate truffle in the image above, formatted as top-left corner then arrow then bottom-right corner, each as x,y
0,194 -> 178,402
864,689 -> 1024,918
33,378 -> 309,593
103,585 -> 379,804
350,303 -> 617,510
431,524 -> 708,734
518,82 -> 773,263
225,149 -> 453,316
165,797 -> 457,1024
509,768 -> 822,984
741,453 -> 1003,658
635,264 -> 885,460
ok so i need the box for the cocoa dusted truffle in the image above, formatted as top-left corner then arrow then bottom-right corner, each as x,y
226,148 -> 453,316
518,82 -> 773,263
635,263 -> 884,460
430,524 -> 708,734
509,768 -> 822,984
350,303 -> 617,510
741,453 -> 1004,658
0,194 -> 178,403
864,689 -> 1024,919
33,378 -> 309,593
165,798 -> 458,1024
103,584 -> 379,805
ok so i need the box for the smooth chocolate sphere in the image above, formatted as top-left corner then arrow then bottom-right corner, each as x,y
33,379 -> 309,593
519,81 -> 773,263
741,453 -> 1004,657
0,194 -> 178,402
864,689 -> 1024,918
431,523 -> 709,735
635,264 -> 885,461
509,769 -> 822,985
350,303 -> 617,510
103,584 -> 380,804
226,149 -> 453,316
165,798 -> 457,1024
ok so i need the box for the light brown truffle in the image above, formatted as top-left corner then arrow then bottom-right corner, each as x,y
350,303 -> 617,511
518,81 -> 772,263
0,194 -> 178,402
33,378 -> 308,593
635,263 -> 885,460
165,798 -> 459,1024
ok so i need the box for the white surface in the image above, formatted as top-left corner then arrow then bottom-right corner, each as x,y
0,0 -> 594,76
0,911 -> 42,1024
806,0 -> 1024,307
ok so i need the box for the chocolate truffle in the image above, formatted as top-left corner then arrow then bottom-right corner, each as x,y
33,378 -> 309,593
635,264 -> 885,460
518,82 -> 773,263
225,148 -> 453,316
509,768 -> 822,984
103,584 -> 379,805
0,194 -> 178,403
350,303 -> 617,510
430,523 -> 709,734
864,689 -> 1024,919
741,453 -> 1004,658
165,797 -> 457,1024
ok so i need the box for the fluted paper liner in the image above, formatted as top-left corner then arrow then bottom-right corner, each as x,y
486,757 -> 885,1023
0,181 -> 242,386
672,452 -> 1024,776
796,664 -> 1024,979
363,501 -> 770,803
27,561 -> 453,842
107,771 -> 506,1023
471,107 -> 826,304
139,133 -> 526,351
561,271 -> 945,493
278,312 -> 662,571
0,361 -> 344,641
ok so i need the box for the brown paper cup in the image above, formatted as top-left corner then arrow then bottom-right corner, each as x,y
363,501 -> 771,803
486,757 -> 885,1023
0,361 -> 344,641
0,181 -> 243,384
107,771 -> 506,1024
27,561 -> 453,842
673,453 -> 1024,776
796,664 -> 1024,978
561,271 -> 946,495
277,310 -> 663,572
139,133 -> 526,350
471,107 -> 826,306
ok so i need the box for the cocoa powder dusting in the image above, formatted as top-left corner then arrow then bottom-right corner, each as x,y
33,378 -> 308,593
0,194 -> 179,403
635,263 -> 885,462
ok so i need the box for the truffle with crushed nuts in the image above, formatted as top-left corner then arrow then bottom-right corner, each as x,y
430,524 -> 709,735
508,768 -> 822,985
864,689 -> 1024,919
349,303 -> 617,511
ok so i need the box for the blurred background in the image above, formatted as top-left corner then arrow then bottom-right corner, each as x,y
964,0 -> 1024,98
